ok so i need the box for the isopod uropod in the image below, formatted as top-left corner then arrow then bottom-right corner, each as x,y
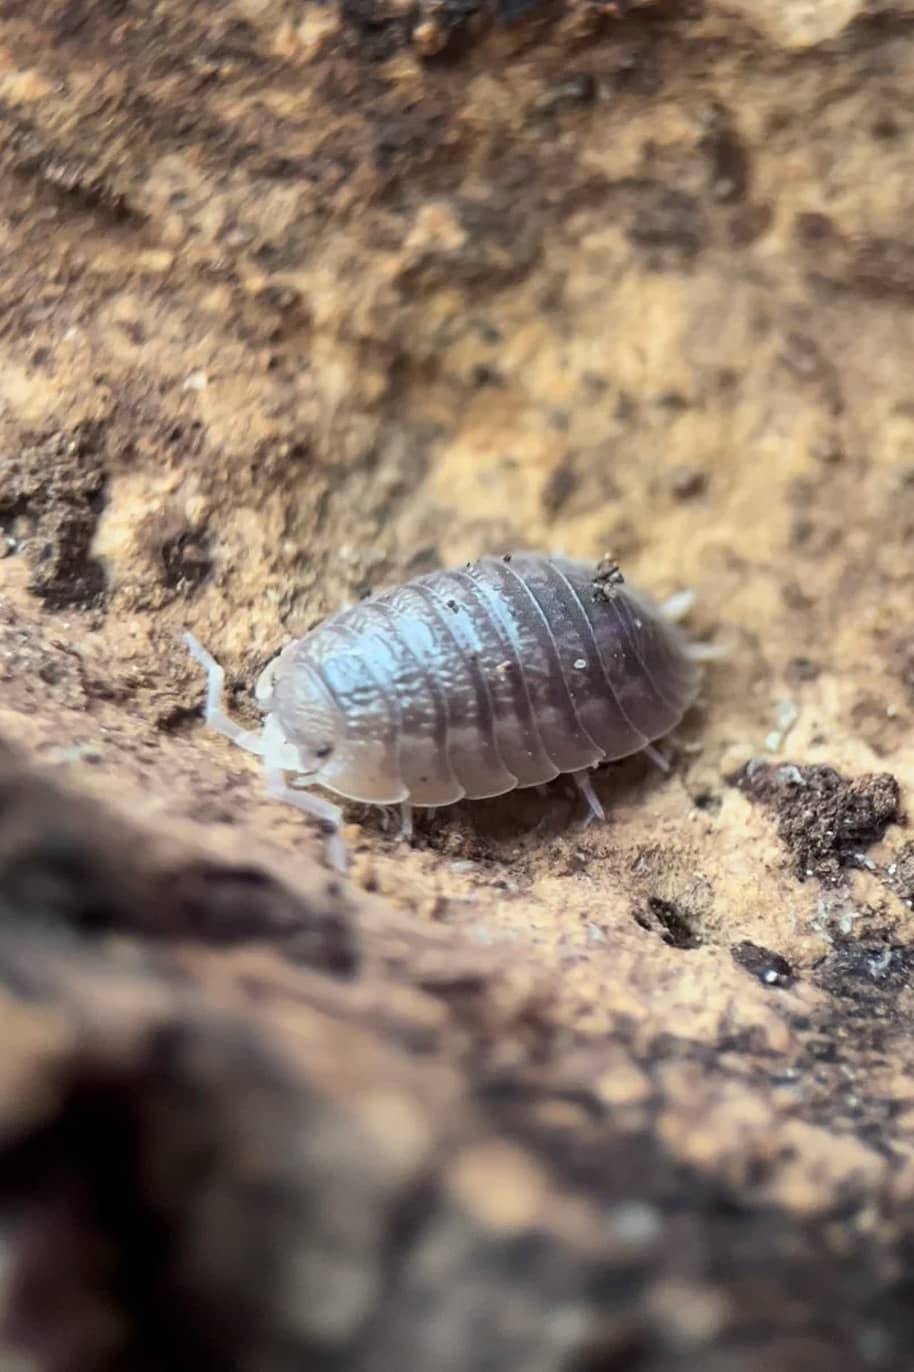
185,553 -> 712,869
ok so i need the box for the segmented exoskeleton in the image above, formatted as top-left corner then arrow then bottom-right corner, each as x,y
186,553 -> 709,868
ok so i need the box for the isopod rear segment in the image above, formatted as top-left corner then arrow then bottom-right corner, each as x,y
185,553 -> 711,870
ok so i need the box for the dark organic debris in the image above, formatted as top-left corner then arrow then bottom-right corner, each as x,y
736,761 -> 902,884
592,553 -> 625,603
731,940 -> 796,989
815,931 -> 914,1005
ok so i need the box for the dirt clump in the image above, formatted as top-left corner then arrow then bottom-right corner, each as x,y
736,762 -> 903,885
0,424 -> 108,610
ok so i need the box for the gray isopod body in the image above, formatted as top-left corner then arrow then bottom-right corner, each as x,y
186,553 -> 705,868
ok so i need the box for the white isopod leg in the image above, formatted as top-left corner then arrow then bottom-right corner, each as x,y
399,802 -> 414,842
661,589 -> 696,623
572,769 -> 605,827
643,742 -> 671,774
184,632 -> 264,756
687,641 -> 729,662
265,769 -> 346,871
374,806 -> 395,833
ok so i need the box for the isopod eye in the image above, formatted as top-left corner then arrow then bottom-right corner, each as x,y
314,743 -> 333,760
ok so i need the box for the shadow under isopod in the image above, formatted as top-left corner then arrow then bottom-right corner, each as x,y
353,746 -> 682,863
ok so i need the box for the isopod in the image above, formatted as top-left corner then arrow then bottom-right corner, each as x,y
185,553 -> 711,869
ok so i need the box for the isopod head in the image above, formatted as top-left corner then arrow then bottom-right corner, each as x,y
258,642 -> 343,780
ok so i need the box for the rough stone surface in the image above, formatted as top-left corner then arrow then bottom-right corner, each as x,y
1,0 -> 914,1368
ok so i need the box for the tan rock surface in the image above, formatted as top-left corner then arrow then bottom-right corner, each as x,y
1,1 -> 913,1367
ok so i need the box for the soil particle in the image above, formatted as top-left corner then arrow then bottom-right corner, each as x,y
736,762 -> 903,885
